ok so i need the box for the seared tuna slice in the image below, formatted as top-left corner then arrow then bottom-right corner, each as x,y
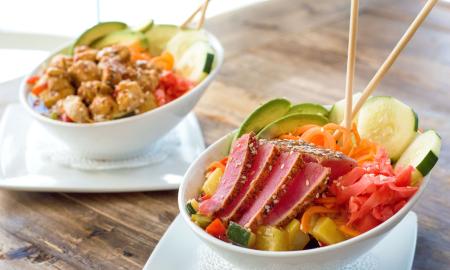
217,143 -> 279,221
199,133 -> 257,216
263,162 -> 330,226
261,139 -> 356,180
238,151 -> 303,230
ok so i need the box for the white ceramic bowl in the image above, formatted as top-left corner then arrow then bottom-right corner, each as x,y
178,132 -> 430,270
19,32 -> 223,160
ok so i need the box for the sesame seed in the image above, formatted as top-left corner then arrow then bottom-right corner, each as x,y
306,180 -> 310,186
280,164 -> 285,169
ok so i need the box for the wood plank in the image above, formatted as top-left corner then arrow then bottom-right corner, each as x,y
0,0 -> 448,269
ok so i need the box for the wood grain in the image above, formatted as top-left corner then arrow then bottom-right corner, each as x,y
0,0 -> 449,269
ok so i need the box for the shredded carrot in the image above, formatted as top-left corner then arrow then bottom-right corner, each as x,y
151,51 -> 174,70
219,157 -> 228,166
279,122 -> 378,164
314,197 -> 337,205
31,82 -> 48,95
339,225 -> 361,237
128,42 -> 152,62
208,161 -> 225,172
300,206 -> 338,232
293,124 -> 319,136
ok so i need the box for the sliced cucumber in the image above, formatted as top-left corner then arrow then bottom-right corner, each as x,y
395,130 -> 441,185
328,92 -> 362,124
135,19 -> 154,33
92,30 -> 149,49
258,113 -> 329,139
288,103 -> 329,117
357,96 -> 417,161
236,98 -> 291,139
166,29 -> 209,61
174,41 -> 215,83
145,24 -> 179,56
74,22 -> 128,49
186,199 -> 199,216
227,222 -> 256,248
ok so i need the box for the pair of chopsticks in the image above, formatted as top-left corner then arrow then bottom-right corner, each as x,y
181,0 -> 210,30
342,0 -> 438,129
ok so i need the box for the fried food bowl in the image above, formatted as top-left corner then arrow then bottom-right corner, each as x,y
178,132 -> 430,269
19,31 -> 223,160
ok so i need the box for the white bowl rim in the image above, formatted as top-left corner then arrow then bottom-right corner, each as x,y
19,30 -> 224,129
178,131 -> 431,257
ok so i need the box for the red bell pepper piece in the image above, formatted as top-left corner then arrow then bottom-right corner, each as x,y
205,218 -> 226,238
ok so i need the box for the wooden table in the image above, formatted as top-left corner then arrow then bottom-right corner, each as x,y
1,0 -> 449,269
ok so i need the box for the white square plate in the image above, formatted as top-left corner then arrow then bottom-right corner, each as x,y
144,212 -> 417,270
0,104 -> 205,192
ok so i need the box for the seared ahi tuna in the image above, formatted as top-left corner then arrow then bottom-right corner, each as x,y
263,162 -> 330,226
199,133 -> 257,216
218,143 -> 279,221
261,139 -> 356,180
238,151 -> 303,230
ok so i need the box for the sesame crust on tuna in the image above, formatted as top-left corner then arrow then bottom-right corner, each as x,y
226,147 -> 280,222
260,139 -> 347,161
272,175 -> 330,227
215,134 -> 258,215
243,154 -> 304,230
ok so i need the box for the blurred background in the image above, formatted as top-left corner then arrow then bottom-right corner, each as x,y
0,0 -> 265,35
0,0 -> 264,85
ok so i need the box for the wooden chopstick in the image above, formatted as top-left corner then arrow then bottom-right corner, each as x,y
349,0 -> 438,120
197,0 -> 210,30
343,0 -> 359,130
181,4 -> 203,29
181,0 -> 210,29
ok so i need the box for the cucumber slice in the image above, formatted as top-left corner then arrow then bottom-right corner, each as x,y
166,30 -> 209,61
186,199 -> 199,216
174,41 -> 215,83
395,130 -> 441,184
236,98 -> 291,139
92,30 -> 149,49
135,19 -> 154,33
258,113 -> 329,139
227,222 -> 256,248
74,22 -> 128,49
288,103 -> 329,117
357,96 -> 417,160
328,92 -> 362,124
145,24 -> 179,56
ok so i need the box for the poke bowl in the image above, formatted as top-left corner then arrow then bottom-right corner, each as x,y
178,96 -> 441,269
19,21 -> 223,160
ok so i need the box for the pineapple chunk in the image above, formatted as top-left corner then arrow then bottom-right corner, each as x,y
284,219 -> 310,250
201,168 -> 223,196
311,217 -> 346,245
255,226 -> 289,251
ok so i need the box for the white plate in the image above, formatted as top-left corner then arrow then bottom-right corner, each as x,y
0,104 -> 205,192
144,212 -> 417,270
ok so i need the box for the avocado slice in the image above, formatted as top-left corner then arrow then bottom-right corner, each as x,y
92,30 -> 149,49
257,113 -> 329,139
135,19 -> 154,33
288,103 -> 329,117
236,98 -> 291,139
74,21 -> 128,49
146,24 -> 180,56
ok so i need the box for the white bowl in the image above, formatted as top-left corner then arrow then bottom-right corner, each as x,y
178,132 -> 430,269
19,32 -> 224,160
